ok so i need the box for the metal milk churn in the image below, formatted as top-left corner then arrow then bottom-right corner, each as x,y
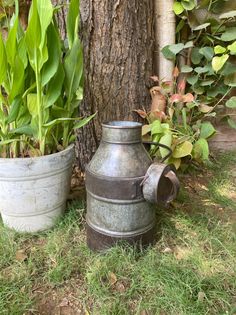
85,121 -> 179,251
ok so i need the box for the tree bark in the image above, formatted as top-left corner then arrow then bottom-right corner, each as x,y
77,0 -> 154,170
52,0 -> 69,40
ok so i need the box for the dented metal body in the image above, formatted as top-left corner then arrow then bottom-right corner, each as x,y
85,121 -> 179,251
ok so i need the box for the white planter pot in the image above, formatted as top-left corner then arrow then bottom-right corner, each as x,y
0,145 -> 75,232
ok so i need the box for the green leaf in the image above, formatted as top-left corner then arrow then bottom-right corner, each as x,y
43,117 -> 77,128
176,19 -> 185,33
25,0 -> 41,71
159,133 -> 172,159
142,124 -> 151,136
0,33 -> 7,84
10,125 -> 34,136
161,46 -> 175,60
27,93 -> 38,117
173,1 -> 184,15
181,65 -> 193,73
226,97 -> 236,108
200,122 -> 216,139
37,0 -> 53,49
167,157 -> 181,170
9,56 -> 24,102
73,113 -> 96,129
194,66 -> 209,74
228,118 -> 236,129
151,120 -> 163,135
228,42 -> 236,55
224,73 -> 236,87
199,47 -> 214,61
64,38 -> 83,101
173,141 -> 193,158
212,55 -> 229,73
18,37 -> 28,69
191,47 -> 203,65
6,96 -> 22,124
193,138 -> 209,161
67,0 -> 79,49
42,23 -> 61,86
193,23 -> 210,31
5,16 -> 18,67
214,45 -> 227,55
221,27 -> 236,42
181,0 -> 195,11
187,75 -> 198,85
45,62 -> 65,108
200,79 -> 215,86
219,11 -> 236,19
184,41 -> 194,49
168,43 -> 185,55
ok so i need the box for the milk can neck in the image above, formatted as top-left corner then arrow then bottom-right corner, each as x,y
102,121 -> 142,144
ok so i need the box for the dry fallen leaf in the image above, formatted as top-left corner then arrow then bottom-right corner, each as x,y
115,281 -> 126,293
15,249 -> 28,262
174,246 -> 191,260
162,247 -> 172,254
198,291 -> 206,302
59,297 -> 70,307
108,272 -> 117,286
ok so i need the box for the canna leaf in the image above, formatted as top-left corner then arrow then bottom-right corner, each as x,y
45,62 -> 65,108
42,23 -> 61,86
6,96 -> 22,124
37,0 -> 53,50
73,113 -> 97,129
9,56 -> 25,103
10,125 -> 34,136
0,33 -> 7,84
27,93 -> 38,117
67,0 -> 79,49
25,0 -> 41,70
5,16 -> 18,67
18,37 -> 28,69
64,38 -> 83,102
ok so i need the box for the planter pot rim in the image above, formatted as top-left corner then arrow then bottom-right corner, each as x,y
0,144 -> 74,163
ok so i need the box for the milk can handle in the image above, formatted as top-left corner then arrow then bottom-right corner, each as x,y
164,170 -> 180,203
142,141 -> 172,162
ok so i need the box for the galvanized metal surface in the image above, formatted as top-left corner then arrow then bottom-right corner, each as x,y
0,145 -> 74,232
142,164 -> 180,205
86,121 -> 179,251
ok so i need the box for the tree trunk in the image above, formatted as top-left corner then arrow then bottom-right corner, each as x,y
77,0 -> 154,170
52,0 -> 69,40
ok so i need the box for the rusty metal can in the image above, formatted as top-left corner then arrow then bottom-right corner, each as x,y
85,121 -> 179,251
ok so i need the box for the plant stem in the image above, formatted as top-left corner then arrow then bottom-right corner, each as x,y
63,99 -> 71,148
35,64 -> 44,155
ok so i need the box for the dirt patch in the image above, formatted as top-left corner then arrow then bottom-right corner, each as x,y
31,281 -> 88,315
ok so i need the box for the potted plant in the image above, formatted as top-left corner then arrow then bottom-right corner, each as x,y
0,0 -> 94,232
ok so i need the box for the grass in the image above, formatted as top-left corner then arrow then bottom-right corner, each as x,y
0,153 -> 236,315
